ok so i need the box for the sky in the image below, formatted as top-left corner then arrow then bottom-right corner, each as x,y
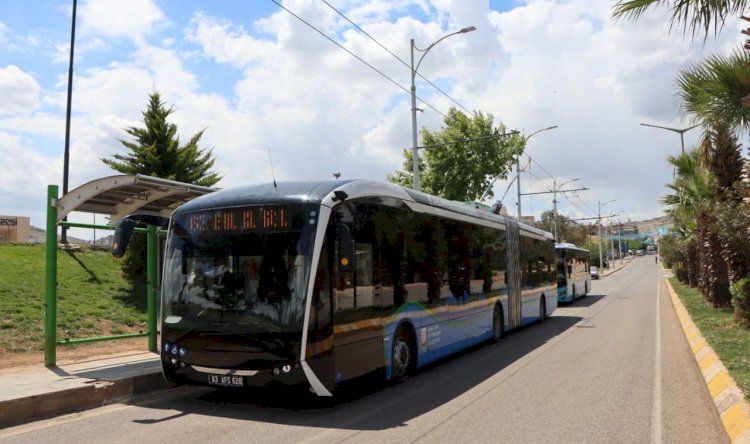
0,0 -> 745,240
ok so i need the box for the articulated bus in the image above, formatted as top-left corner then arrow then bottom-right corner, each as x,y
555,242 -> 591,303
117,180 -> 556,396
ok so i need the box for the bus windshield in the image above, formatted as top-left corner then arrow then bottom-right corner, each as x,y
162,205 -> 315,335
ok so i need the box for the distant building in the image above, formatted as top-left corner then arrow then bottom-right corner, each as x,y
0,215 -> 30,243
635,216 -> 672,238
520,215 -> 535,224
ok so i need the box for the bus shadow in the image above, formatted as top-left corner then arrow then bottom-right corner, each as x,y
563,294 -> 605,308
131,315 -> 583,430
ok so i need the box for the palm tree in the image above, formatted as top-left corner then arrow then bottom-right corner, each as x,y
663,149 -> 732,307
675,48 -> 750,131
662,150 -> 711,288
612,0 -> 750,41
675,51 -> 749,305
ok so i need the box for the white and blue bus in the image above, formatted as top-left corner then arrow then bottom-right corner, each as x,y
555,242 -> 591,303
116,180 -> 556,396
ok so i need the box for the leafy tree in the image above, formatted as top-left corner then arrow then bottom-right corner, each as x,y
581,240 -> 605,268
658,233 -> 686,269
102,92 -> 221,279
534,210 -> 589,245
388,107 -> 525,202
612,0 -> 750,41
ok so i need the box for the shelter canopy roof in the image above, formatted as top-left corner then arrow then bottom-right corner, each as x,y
55,175 -> 217,226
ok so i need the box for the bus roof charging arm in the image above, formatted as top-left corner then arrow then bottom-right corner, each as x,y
111,214 -> 170,258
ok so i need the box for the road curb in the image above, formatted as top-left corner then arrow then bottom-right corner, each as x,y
0,371 -> 167,429
665,279 -> 750,444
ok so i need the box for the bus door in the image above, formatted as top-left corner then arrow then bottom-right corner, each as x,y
332,205 -> 383,384
505,220 -> 522,329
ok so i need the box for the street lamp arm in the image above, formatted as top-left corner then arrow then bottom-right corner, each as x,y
410,25 -> 476,192
557,178 -> 579,190
412,26 -> 476,78
524,125 -> 558,141
640,122 -> 700,134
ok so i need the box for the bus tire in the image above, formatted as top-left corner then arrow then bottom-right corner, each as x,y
539,296 -> 547,322
392,325 -> 415,380
491,304 -> 504,342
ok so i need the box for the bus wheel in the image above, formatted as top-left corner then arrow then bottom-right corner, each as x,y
539,296 -> 547,322
492,304 -> 503,342
392,326 -> 414,380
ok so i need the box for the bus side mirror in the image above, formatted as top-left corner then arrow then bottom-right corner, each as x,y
111,214 -> 170,258
112,218 -> 138,258
337,224 -> 354,272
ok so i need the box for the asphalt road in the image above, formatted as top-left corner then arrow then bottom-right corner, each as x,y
0,256 -> 728,443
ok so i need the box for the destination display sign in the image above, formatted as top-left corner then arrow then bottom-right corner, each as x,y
181,206 -> 303,235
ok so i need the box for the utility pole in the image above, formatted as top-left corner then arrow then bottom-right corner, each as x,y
520,183 -> 588,241
516,156 -> 522,220
598,200 -> 615,268
515,125 -> 558,219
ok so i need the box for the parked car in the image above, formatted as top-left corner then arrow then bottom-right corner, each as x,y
590,266 -> 600,279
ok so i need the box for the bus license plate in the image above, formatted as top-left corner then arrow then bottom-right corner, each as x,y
208,374 -> 244,387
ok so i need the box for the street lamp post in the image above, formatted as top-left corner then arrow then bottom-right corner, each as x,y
553,178 -> 579,241
61,0 -> 78,244
618,220 -> 622,262
411,26 -> 476,191
598,199 -> 615,270
640,122 -> 700,154
516,125 -> 558,219
610,220 -> 616,267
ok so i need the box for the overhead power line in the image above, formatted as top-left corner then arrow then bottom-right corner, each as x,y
270,0 -> 449,120
320,0 -> 472,115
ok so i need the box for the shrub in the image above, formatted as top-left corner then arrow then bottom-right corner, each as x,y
730,277 -> 750,328
675,264 -> 688,284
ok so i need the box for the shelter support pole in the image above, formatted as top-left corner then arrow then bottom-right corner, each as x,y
44,185 -> 58,367
147,225 -> 158,353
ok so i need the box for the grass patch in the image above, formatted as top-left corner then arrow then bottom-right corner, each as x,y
0,244 -> 147,355
670,278 -> 750,402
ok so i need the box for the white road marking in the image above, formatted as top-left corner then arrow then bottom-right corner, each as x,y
652,269 -> 663,444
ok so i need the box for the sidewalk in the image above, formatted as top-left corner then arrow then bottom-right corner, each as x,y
0,351 -> 167,429
600,256 -> 632,277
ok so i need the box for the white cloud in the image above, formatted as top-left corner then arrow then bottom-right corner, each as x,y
0,131 -> 60,218
186,13 -> 273,68
0,65 -> 41,115
0,21 -> 8,42
79,0 -> 166,43
4,0 -> 748,230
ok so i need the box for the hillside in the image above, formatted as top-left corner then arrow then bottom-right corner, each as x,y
28,226 -> 107,245
0,244 -> 146,358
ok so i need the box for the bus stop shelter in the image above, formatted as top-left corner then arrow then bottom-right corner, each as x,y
45,175 -> 216,366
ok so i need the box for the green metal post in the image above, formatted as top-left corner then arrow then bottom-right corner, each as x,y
147,224 -> 157,353
44,185 -> 58,367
